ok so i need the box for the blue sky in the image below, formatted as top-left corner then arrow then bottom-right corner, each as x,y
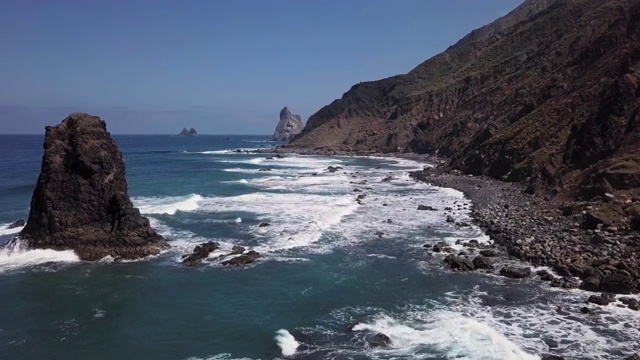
0,0 -> 522,134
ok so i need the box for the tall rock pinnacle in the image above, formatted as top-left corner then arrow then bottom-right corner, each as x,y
271,107 -> 304,141
19,113 -> 169,260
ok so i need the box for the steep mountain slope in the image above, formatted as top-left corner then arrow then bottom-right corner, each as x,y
291,0 -> 640,201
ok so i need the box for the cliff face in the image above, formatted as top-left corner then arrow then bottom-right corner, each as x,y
272,107 -> 304,141
291,0 -> 640,201
19,113 -> 169,260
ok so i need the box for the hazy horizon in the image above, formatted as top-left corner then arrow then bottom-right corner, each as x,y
0,0 -> 522,135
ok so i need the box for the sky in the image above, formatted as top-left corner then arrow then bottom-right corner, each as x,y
0,0 -> 522,134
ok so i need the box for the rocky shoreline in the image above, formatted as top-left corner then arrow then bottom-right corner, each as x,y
259,147 -> 640,299
410,165 -> 640,301
250,146 -> 640,359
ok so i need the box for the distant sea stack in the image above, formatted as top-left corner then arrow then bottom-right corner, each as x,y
271,107 -> 303,141
19,113 -> 169,260
179,127 -> 198,136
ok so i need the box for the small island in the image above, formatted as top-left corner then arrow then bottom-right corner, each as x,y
178,127 -> 198,136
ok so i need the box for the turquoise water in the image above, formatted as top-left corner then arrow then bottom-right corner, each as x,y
0,135 -> 638,360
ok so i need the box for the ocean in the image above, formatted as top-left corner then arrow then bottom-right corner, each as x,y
0,135 -> 638,360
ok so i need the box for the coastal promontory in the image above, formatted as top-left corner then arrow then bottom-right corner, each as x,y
18,113 -> 169,260
271,107 -> 303,141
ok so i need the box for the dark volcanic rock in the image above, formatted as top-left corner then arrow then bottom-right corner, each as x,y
444,254 -> 475,271
479,249 -> 498,257
222,250 -> 261,266
178,127 -> 198,136
541,355 -> 565,360
500,266 -> 531,279
600,272 -> 638,294
182,241 -> 220,266
366,333 -> 391,348
417,205 -> 437,211
587,293 -> 615,306
18,113 -> 168,260
619,297 -> 640,311
580,275 -> 602,291
472,255 -> 494,270
6,219 -> 25,229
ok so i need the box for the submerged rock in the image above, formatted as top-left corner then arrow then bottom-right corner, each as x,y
18,113 -> 168,260
271,106 -> 304,141
417,205 -> 437,211
222,250 -> 261,266
366,333 -> 391,348
540,355 -> 565,360
182,241 -> 220,266
6,219 -> 25,229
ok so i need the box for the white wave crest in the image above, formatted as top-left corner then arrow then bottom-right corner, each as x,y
353,312 -> 538,359
0,238 -> 80,273
133,194 -> 203,215
274,329 -> 299,357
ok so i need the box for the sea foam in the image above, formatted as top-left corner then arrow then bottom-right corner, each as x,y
352,312 -> 539,359
134,194 -> 204,215
0,238 -> 80,273
274,329 -> 299,357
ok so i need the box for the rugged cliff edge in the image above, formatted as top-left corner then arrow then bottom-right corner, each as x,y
272,107 -> 304,141
18,113 -> 169,260
290,0 -> 640,208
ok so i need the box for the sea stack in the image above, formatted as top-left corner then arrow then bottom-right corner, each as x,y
19,113 -> 169,260
271,107 -> 303,141
178,127 -> 198,136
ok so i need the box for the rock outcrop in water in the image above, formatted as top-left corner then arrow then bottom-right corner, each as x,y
18,113 -> 169,260
272,107 -> 303,141
178,127 -> 198,136
289,0 -> 640,214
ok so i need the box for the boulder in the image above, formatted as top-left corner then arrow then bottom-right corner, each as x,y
18,113 -> 168,260
271,107 -> 304,141
182,241 -> 220,266
472,255 -> 494,270
587,294 -> 615,306
500,266 -> 531,279
479,249 -> 499,257
6,219 -> 25,229
230,245 -> 246,255
417,205 -> 437,211
366,333 -> 391,348
444,254 -> 475,271
446,215 -> 455,223
258,222 -> 270,227
582,210 -> 612,229
579,275 -> 602,291
619,297 -> 640,311
222,250 -> 261,266
540,355 -> 565,360
600,272 -> 637,294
